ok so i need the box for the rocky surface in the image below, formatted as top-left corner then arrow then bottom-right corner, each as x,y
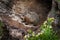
0,0 -> 56,40
48,0 -> 60,38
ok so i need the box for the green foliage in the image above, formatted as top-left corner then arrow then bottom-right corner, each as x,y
0,21 -> 3,39
57,0 -> 60,2
24,18 -> 59,40
56,0 -> 60,3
